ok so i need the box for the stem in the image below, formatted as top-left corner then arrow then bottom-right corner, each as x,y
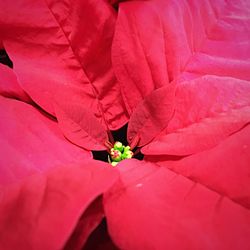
105,140 -> 113,153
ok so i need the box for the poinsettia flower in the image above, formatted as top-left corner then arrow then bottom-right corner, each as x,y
1,0 -> 250,250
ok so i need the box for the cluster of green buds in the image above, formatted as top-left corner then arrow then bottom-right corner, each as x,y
109,141 -> 133,167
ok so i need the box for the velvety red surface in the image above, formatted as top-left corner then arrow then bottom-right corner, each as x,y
104,160 -> 250,250
0,0 -> 250,249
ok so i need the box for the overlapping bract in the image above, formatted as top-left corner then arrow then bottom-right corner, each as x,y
0,0 -> 250,249
104,160 -> 250,250
0,0 -> 129,130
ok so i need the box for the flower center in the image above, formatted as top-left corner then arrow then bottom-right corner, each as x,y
109,141 -> 133,167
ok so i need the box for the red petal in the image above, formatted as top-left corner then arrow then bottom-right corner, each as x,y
104,160 -> 250,250
0,63 -> 30,102
0,160 -> 118,250
0,0 -> 128,129
146,124 -> 250,209
127,84 -> 175,147
142,76 -> 250,155
0,96 -> 119,249
112,1 -> 169,113
0,96 -> 90,185
112,0 -> 250,91
54,92 -> 108,151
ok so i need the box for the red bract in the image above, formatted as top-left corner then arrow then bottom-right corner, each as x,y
0,0 -> 129,130
1,0 -> 250,249
142,76 -> 250,155
104,160 -> 250,250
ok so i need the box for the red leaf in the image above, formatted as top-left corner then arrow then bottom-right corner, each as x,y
127,84 -> 175,147
0,160 -> 118,250
146,123 -> 250,209
0,96 -> 91,185
142,75 -> 250,155
54,92 -> 109,151
113,0 -> 250,90
112,1 -> 169,113
0,0 -> 129,130
0,63 -> 30,102
104,160 -> 250,250
0,95 -> 117,249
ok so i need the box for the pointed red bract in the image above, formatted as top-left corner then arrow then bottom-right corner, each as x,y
0,96 -> 91,185
112,1 -> 169,113
113,0 -> 250,90
142,76 -> 250,155
0,95 -> 119,249
0,160 -> 118,250
54,93 -> 109,151
0,0 -> 129,130
127,84 -> 175,147
104,160 -> 250,250
146,124 -> 250,209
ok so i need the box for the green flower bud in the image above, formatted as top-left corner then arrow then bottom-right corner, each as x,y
122,150 -> 133,159
110,148 -> 122,162
111,161 -> 119,167
109,144 -> 134,166
123,146 -> 131,152
113,141 -> 124,152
